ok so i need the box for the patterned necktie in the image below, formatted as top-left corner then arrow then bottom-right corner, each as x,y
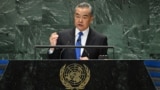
75,32 -> 83,60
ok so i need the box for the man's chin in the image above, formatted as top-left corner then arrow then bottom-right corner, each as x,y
77,27 -> 86,31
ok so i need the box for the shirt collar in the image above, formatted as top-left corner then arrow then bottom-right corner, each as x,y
75,27 -> 89,36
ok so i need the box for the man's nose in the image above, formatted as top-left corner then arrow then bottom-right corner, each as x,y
79,18 -> 83,22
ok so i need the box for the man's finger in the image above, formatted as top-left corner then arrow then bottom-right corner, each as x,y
80,57 -> 89,60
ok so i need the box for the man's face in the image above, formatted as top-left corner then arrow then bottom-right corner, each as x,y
74,7 -> 93,31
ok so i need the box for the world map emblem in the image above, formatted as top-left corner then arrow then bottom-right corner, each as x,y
60,63 -> 90,89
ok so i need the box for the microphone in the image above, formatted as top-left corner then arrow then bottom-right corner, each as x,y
60,43 -> 90,59
83,47 -> 90,58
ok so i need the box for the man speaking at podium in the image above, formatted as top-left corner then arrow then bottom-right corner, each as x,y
48,2 -> 108,60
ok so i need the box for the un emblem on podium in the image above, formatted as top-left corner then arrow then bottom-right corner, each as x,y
60,63 -> 90,89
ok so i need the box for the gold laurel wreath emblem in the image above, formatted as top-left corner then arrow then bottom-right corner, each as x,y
60,63 -> 90,90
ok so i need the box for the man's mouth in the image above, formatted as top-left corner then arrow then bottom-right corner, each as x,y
78,24 -> 83,27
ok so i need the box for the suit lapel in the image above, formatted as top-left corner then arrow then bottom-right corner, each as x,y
69,28 -> 76,45
69,28 -> 76,58
85,28 -> 93,45
82,28 -> 94,57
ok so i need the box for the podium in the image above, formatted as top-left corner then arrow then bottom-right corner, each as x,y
0,60 -> 156,90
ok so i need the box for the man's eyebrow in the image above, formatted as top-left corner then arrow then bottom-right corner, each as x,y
83,15 -> 89,17
75,13 -> 90,17
75,13 -> 80,15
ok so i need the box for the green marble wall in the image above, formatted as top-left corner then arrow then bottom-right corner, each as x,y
0,0 -> 159,60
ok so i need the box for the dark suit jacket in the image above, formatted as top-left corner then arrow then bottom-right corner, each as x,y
48,28 -> 108,59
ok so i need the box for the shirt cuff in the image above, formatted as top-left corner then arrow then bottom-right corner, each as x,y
48,49 -> 54,54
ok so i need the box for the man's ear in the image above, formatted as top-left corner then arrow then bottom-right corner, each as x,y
90,16 -> 94,24
91,15 -> 94,20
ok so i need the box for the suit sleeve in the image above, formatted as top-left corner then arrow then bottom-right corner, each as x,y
47,48 -> 61,59
47,32 -> 62,59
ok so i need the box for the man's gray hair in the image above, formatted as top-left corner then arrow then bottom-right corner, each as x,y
75,2 -> 93,15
